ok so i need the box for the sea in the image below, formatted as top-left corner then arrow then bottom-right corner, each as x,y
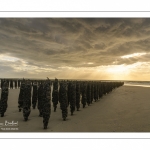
102,80 -> 150,87
124,81 -> 150,87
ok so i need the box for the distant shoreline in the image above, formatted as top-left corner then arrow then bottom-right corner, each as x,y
124,84 -> 150,87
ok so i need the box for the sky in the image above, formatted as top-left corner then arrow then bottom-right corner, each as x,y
0,18 -> 150,80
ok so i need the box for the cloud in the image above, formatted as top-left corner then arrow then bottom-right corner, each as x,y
1,18 -> 150,79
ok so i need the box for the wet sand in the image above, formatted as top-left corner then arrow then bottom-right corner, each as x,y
0,85 -> 150,132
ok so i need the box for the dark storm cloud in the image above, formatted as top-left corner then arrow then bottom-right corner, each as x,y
94,43 -> 106,50
1,18 -> 150,78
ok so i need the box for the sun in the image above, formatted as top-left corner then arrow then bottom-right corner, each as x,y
106,64 -> 129,74
104,64 -> 132,80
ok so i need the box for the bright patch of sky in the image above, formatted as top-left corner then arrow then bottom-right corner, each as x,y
121,53 -> 147,59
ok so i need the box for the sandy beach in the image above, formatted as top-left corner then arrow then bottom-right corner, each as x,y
0,85 -> 150,132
